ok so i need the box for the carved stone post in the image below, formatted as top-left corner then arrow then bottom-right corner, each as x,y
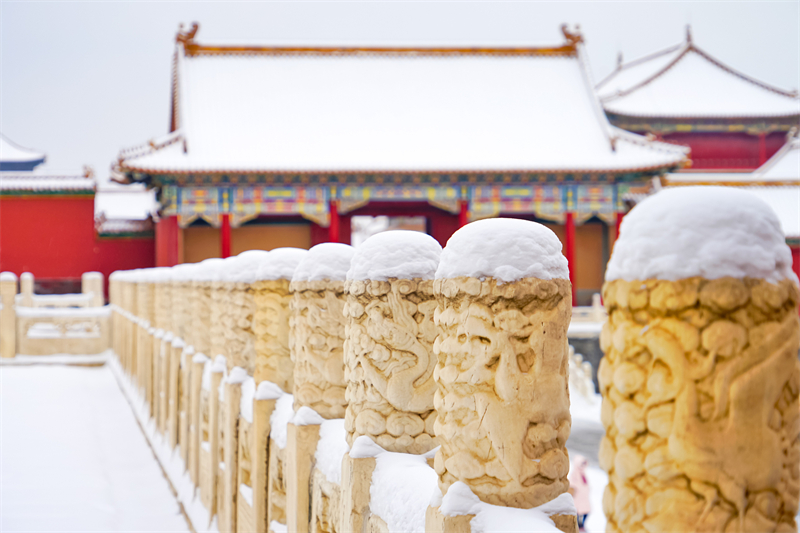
19,272 -> 33,307
210,260 -> 236,363
171,264 -> 195,343
225,250 -> 268,374
599,187 -> 800,533
343,231 -> 441,454
82,271 -> 104,307
253,248 -> 307,390
193,258 -> 224,356
430,218 -> 573,519
285,244 -> 353,533
290,243 -> 354,419
0,273 -> 17,358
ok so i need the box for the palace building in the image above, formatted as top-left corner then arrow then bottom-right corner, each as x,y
597,28 -> 800,171
114,24 -> 688,304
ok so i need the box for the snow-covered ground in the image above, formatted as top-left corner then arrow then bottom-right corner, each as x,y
1,359 -> 610,533
0,365 -> 190,532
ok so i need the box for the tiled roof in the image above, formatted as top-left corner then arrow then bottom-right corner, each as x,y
116,24 -> 687,178
597,30 -> 800,119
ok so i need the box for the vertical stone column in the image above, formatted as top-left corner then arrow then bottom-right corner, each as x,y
179,344 -> 194,466
82,271 -> 104,307
0,273 -> 17,359
599,187 -> 800,533
224,250 -> 268,375
252,248 -> 307,390
290,243 -> 355,419
252,392 -> 279,533
286,244 -> 354,533
168,336 -> 184,449
343,231 -> 441,454
189,353 -> 209,485
19,272 -> 34,307
192,258 -> 224,356
430,219 -> 573,517
221,378 -> 243,533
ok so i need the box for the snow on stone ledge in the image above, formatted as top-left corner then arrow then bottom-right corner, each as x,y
439,482 -> 573,533
353,437 -> 438,533
255,248 -> 308,282
314,419 -> 349,485
606,187 -> 797,284
348,231 -> 442,281
292,243 -> 355,283
269,394 -> 295,449
0,272 -> 18,282
436,218 -> 569,283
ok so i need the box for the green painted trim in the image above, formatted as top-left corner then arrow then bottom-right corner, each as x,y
0,190 -> 95,198
97,232 -> 155,239
606,112 -> 799,135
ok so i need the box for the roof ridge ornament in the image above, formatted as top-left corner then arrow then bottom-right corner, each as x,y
561,24 -> 584,46
685,24 -> 693,45
617,52 -> 624,69
176,22 -> 199,45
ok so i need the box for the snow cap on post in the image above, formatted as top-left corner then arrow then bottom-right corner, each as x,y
606,186 -> 797,284
254,247 -> 307,281
292,243 -> 355,283
222,249 -> 270,283
436,218 -> 569,283
348,230 -> 442,281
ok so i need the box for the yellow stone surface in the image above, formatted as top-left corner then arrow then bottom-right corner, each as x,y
290,280 -> 348,419
343,278 -> 438,454
432,276 -> 572,509
600,277 -> 800,533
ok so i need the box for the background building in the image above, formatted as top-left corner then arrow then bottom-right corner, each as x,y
114,24 -> 688,304
597,28 -> 800,171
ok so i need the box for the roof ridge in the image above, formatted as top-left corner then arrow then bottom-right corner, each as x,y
596,42 -> 684,90
601,45 -> 690,103
689,45 -> 799,99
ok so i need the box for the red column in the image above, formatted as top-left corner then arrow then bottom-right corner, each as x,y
758,132 -> 767,166
220,214 -> 231,258
615,211 -> 625,241
458,200 -> 469,228
329,201 -> 340,243
565,212 -> 576,306
156,215 -> 181,267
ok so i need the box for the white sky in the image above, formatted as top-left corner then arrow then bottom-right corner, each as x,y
1,1 -> 798,184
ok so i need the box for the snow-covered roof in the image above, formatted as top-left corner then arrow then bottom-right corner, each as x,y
95,189 -> 157,220
95,218 -> 154,236
597,30 -> 800,119
117,25 -> 687,177
754,135 -> 800,180
0,172 -> 95,193
0,134 -> 45,170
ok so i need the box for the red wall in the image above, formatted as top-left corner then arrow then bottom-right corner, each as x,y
0,195 -> 155,291
659,131 -> 786,170
792,246 -> 800,282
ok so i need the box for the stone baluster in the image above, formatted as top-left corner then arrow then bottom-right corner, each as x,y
428,219 -> 574,533
598,187 -> 800,533
19,272 -> 34,307
0,273 -> 17,358
343,231 -> 441,455
252,248 -> 308,391
82,271 -> 104,307
285,243 -> 354,533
